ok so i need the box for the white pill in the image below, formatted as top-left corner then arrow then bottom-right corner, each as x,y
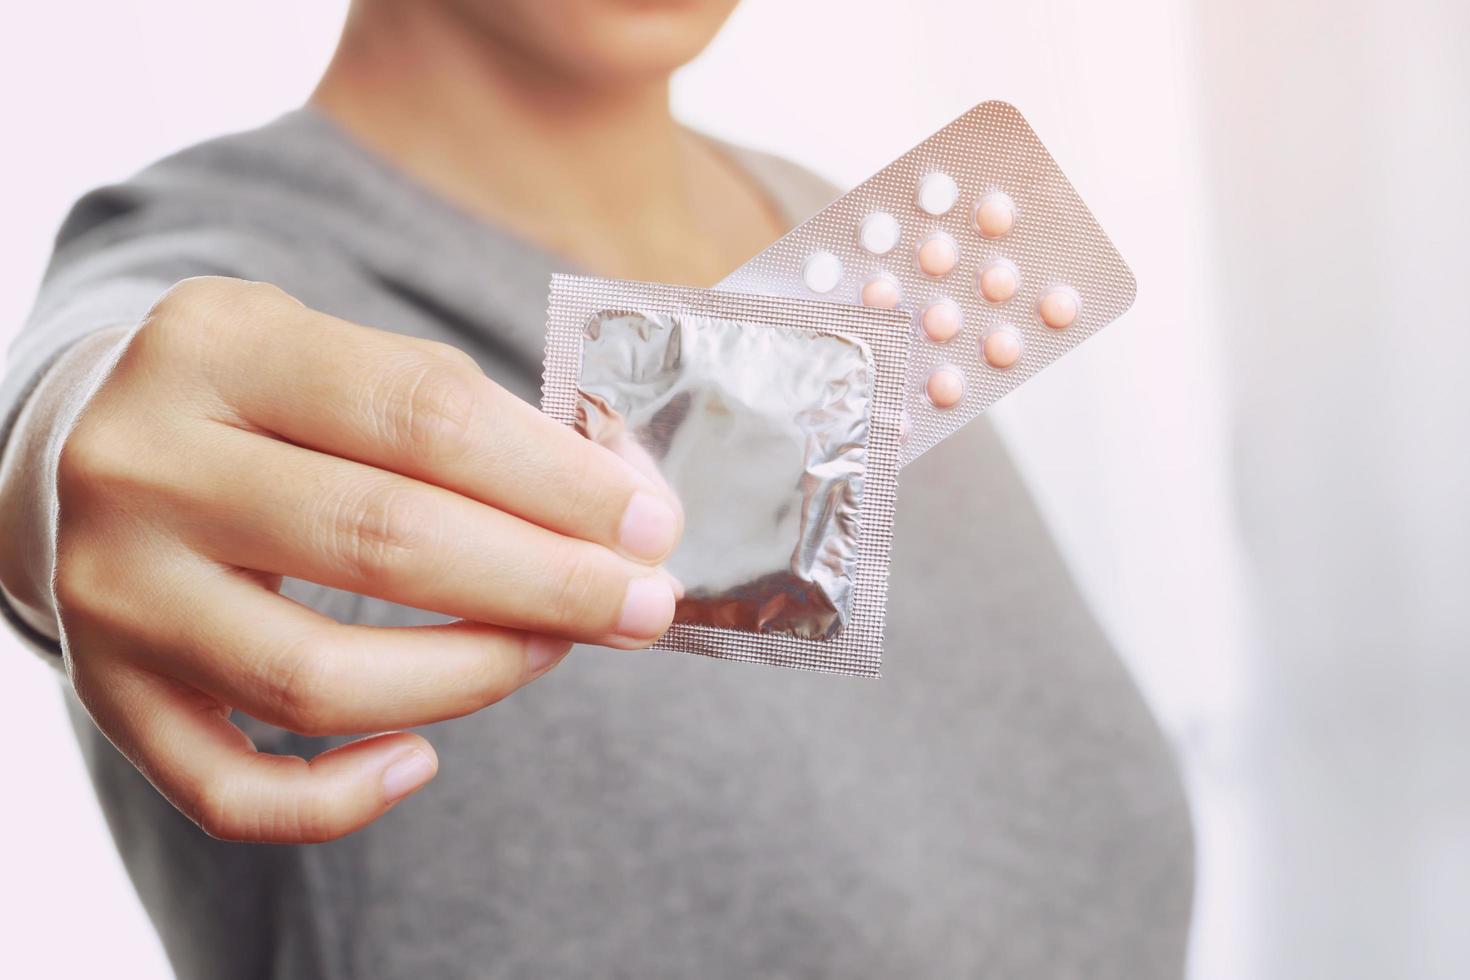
803,251 -> 843,294
917,172 -> 960,216
859,212 -> 902,255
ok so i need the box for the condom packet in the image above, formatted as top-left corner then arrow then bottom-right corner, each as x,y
717,100 -> 1137,466
541,275 -> 911,676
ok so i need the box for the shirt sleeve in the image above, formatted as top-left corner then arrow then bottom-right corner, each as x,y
0,180 -> 301,659
0,277 -> 176,663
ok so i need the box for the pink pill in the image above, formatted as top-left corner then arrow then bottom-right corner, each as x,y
920,299 -> 962,343
1038,287 -> 1079,330
916,234 -> 959,278
977,259 -> 1020,303
982,328 -> 1023,369
861,276 -> 901,309
925,365 -> 966,408
973,191 -> 1016,239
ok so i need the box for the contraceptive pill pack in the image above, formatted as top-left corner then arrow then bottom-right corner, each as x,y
542,101 -> 1134,674
718,100 -> 1136,466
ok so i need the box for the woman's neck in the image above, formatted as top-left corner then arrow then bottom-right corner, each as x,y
312,2 -> 783,284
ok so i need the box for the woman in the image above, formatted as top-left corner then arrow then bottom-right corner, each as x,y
0,1 -> 1193,976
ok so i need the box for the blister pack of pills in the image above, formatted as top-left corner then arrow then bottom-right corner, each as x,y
541,276 -> 912,676
718,100 -> 1136,466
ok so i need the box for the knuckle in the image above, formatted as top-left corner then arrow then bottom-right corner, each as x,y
420,339 -> 481,374
546,541 -> 611,630
563,448 -> 627,533
228,279 -> 297,321
55,411 -> 148,507
51,534 -> 153,648
265,633 -> 339,736
144,277 -> 236,336
326,481 -> 430,585
149,276 -> 233,320
54,413 -> 116,496
141,277 -> 292,353
50,549 -> 103,617
381,360 -> 477,464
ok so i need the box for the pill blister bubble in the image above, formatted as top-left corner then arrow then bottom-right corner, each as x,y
917,172 -> 960,216
858,211 -> 902,255
973,191 -> 1016,239
925,365 -> 966,408
981,324 -> 1023,369
1038,285 -> 1081,330
919,298 -> 963,343
916,233 -> 959,278
860,274 -> 902,309
976,257 -> 1021,304
802,251 -> 843,294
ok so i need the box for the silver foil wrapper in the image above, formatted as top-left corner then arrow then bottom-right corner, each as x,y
579,310 -> 869,640
542,276 -> 911,676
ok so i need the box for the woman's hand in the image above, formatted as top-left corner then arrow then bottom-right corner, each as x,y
8,277 -> 683,843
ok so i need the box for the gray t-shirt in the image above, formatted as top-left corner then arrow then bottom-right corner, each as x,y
2,109 -> 1192,980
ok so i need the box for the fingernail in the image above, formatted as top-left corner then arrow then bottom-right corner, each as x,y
382,749 -> 437,805
617,575 -> 675,640
525,634 -> 572,676
619,491 -> 680,561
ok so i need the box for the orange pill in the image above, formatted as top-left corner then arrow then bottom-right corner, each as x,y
920,299 -> 962,343
1038,287 -> 1079,329
916,234 -> 959,278
861,276 -> 901,309
982,327 -> 1023,369
925,365 -> 966,408
977,259 -> 1020,303
973,191 -> 1016,239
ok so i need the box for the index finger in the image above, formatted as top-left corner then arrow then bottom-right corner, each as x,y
201,284 -> 683,564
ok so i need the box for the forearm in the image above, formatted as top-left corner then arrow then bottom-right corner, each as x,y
0,325 -> 133,640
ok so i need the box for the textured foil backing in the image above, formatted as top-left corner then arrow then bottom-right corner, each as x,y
543,276 -> 912,677
716,100 -> 1137,466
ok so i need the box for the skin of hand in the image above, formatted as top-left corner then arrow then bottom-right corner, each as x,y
0,276 -> 684,843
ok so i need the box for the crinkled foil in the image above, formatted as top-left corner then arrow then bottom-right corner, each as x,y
579,310 -> 870,640
542,276 -> 911,677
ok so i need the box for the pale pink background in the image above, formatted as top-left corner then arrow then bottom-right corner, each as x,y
2,1 -> 1466,977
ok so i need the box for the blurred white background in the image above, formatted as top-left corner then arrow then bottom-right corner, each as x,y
1,1 -> 1465,977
